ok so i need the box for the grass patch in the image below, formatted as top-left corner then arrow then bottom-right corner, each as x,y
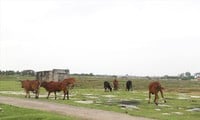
33,88 -> 200,120
0,104 -> 78,120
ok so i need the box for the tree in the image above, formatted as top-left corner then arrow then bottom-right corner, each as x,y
179,72 -> 194,80
185,72 -> 191,77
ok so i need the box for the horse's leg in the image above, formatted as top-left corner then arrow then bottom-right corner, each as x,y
47,92 -> 50,99
63,90 -> 66,100
160,90 -> 166,103
54,91 -> 57,100
148,92 -> 151,104
35,90 -> 39,99
66,90 -> 69,100
154,93 -> 158,105
25,90 -> 28,98
28,91 -> 30,98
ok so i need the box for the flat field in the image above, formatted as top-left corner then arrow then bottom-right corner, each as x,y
0,75 -> 200,120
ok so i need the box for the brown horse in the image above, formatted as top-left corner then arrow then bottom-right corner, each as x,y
62,77 -> 76,89
113,79 -> 119,90
41,81 -> 69,100
21,80 -> 40,99
148,81 -> 166,105
41,77 -> 76,100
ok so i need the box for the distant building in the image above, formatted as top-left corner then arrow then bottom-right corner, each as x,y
194,73 -> 200,80
22,70 -> 35,76
36,69 -> 70,81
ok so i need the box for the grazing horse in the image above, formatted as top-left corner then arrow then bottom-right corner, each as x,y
126,80 -> 133,91
20,80 -> 40,99
62,77 -> 76,89
41,80 -> 69,100
113,79 -> 119,91
104,81 -> 112,92
148,81 -> 166,105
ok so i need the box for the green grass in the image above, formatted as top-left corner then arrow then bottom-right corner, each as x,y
46,89 -> 199,120
0,75 -> 34,91
0,104 -> 77,120
0,75 -> 200,120
0,75 -> 34,81
0,81 -> 21,91
1,75 -> 200,92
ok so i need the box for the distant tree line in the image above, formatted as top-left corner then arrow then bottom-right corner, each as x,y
161,72 -> 195,80
0,70 -> 198,80
71,73 -> 94,76
179,72 -> 194,80
0,70 -> 35,76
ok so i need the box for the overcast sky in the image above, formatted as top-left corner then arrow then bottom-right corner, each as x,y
0,0 -> 200,76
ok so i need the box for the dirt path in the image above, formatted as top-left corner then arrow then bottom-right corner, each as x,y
0,96 -> 154,120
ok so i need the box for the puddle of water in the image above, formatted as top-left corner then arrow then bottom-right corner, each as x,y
155,108 -> 161,111
186,108 -> 200,112
69,94 -> 76,97
165,97 -> 177,100
120,99 -> 129,101
130,91 -> 138,93
69,98 -> 78,100
178,107 -> 183,110
145,98 -> 149,100
83,94 -> 93,96
49,97 -> 65,100
119,104 -> 140,110
38,95 -> 47,98
102,95 -> 116,98
107,99 -> 116,104
75,100 -> 93,104
158,104 -> 171,107
0,91 -> 24,95
94,101 -> 102,104
162,113 -> 170,115
178,97 -> 189,100
190,96 -> 200,99
132,98 -> 142,101
178,94 -> 190,100
86,96 -> 99,99
143,91 -> 148,94
119,100 -> 140,105
172,112 -> 183,115
118,100 -> 140,110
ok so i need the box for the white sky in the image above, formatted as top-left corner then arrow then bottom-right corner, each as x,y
0,0 -> 200,76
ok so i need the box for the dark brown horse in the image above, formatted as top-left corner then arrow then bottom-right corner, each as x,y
126,80 -> 133,91
104,81 -> 112,92
41,78 -> 76,100
113,79 -> 119,91
148,81 -> 166,105
41,81 -> 69,100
